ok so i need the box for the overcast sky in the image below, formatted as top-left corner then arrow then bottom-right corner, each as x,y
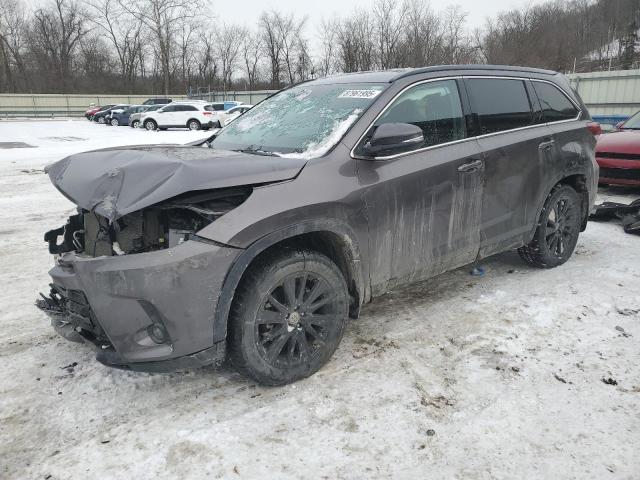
212,0 -> 549,50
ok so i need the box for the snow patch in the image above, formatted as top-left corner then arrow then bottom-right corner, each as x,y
277,109 -> 362,160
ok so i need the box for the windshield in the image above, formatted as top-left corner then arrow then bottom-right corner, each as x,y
212,83 -> 386,158
622,111 -> 640,129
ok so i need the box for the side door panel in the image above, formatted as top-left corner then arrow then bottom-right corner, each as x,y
162,105 -> 179,126
530,79 -> 594,200
474,127 -> 553,256
356,78 -> 483,295
463,77 -> 552,258
359,142 -> 483,295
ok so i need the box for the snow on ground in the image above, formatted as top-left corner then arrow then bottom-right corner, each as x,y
1,120 -> 639,480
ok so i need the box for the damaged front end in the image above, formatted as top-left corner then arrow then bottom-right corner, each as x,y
36,144 -> 309,372
36,187 -> 252,371
42,186 -> 251,257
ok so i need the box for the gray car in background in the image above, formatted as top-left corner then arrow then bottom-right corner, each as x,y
37,65 -> 598,385
128,104 -> 162,128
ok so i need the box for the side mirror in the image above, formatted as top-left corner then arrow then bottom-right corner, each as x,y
361,123 -> 424,157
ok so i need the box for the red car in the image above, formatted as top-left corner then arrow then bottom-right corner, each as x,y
596,111 -> 640,185
84,105 -> 114,121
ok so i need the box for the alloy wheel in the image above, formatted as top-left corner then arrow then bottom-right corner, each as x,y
255,273 -> 339,368
545,197 -> 578,257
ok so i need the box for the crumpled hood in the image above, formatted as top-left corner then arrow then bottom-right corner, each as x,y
45,145 -> 308,221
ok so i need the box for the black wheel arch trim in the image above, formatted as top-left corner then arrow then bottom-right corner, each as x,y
526,168 -> 592,243
211,219 -> 366,344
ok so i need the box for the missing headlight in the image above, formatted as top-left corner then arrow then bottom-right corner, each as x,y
46,186 -> 252,257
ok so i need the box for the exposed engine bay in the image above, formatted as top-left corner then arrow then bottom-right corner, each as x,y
44,186 -> 251,257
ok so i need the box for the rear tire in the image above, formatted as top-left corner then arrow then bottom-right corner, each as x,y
228,248 -> 349,386
187,119 -> 201,130
518,184 -> 581,268
144,119 -> 157,131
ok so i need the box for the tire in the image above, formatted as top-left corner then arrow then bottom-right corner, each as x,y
144,119 -> 157,131
187,119 -> 201,130
228,248 -> 349,386
131,120 -> 139,128
97,116 -> 106,124
518,184 -> 582,268
110,118 -> 119,126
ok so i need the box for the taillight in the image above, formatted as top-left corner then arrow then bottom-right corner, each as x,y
203,112 -> 212,116
587,121 -> 602,136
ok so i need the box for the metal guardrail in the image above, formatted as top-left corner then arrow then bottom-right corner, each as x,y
0,92 -> 276,118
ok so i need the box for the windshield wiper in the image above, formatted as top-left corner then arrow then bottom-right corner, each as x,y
232,145 -> 280,157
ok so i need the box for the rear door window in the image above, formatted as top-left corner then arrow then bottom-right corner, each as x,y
466,78 -> 533,135
532,81 -> 579,122
373,79 -> 466,150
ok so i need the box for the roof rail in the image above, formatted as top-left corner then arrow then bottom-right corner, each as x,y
391,64 -> 558,81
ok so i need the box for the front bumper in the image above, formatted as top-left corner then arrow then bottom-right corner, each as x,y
36,240 -> 240,371
597,158 -> 640,185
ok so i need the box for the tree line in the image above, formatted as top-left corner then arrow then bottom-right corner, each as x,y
0,0 -> 638,95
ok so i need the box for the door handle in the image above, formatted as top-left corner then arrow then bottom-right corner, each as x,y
458,159 -> 483,173
539,138 -> 555,150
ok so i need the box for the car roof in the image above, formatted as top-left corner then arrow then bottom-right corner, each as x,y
304,64 -> 559,85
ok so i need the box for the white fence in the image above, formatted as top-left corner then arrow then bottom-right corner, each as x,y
568,69 -> 640,116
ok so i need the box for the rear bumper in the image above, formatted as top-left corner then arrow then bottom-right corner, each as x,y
36,240 -> 241,372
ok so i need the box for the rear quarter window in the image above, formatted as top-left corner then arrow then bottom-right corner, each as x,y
466,78 -> 534,135
532,81 -> 579,122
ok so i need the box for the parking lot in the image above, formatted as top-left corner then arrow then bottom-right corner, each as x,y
1,120 -> 639,479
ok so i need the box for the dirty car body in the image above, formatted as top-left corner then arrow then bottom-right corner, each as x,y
38,65 -> 598,381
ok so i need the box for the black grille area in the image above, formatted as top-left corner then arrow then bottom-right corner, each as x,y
596,151 -> 640,161
52,285 -> 107,340
600,167 -> 640,181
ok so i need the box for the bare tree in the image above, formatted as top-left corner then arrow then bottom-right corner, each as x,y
0,0 -> 29,91
175,19 -> 201,92
214,23 -> 243,93
29,0 -> 88,92
335,8 -> 376,72
259,10 -> 284,88
317,17 -> 339,77
373,0 -> 408,69
241,31 -> 263,90
401,0 -> 442,67
440,5 -> 475,64
277,12 -> 308,84
119,0 -> 202,94
86,0 -> 144,90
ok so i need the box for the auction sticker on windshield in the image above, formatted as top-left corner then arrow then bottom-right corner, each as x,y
338,89 -> 382,99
